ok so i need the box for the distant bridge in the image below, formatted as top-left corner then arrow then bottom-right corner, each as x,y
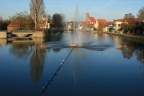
0,30 -> 57,38
11,30 -> 35,37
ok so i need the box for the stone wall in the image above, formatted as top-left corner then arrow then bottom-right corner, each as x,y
33,31 -> 46,38
0,32 -> 7,38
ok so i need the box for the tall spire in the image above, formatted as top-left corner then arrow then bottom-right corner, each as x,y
86,13 -> 90,21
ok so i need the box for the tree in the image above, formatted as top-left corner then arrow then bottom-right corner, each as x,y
1,19 -> 11,30
123,13 -> 136,33
0,16 -> 11,30
30,0 -> 45,30
97,19 -> 108,31
137,7 -> 144,21
0,16 -> 3,30
98,23 -> 106,31
124,13 -> 135,19
10,11 -> 34,30
52,13 -> 64,29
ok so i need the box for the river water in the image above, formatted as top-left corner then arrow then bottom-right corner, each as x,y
0,32 -> 144,96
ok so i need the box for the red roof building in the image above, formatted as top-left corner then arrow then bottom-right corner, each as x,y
80,13 -> 98,30
86,13 -> 96,24
80,13 -> 110,31
7,23 -> 17,32
97,19 -> 108,26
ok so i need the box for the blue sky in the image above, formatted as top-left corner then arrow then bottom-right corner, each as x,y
0,0 -> 144,21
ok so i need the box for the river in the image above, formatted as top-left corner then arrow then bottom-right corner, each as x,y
0,32 -> 144,96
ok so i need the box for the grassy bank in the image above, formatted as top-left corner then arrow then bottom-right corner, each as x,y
103,32 -> 144,40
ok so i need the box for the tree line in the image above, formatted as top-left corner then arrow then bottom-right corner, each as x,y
116,7 -> 144,34
119,13 -> 144,34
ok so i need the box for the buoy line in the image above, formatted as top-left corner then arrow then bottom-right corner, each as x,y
39,48 -> 74,96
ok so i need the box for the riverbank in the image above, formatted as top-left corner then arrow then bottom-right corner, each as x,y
103,32 -> 144,40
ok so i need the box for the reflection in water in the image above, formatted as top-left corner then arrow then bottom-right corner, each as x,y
2,32 -> 144,96
113,36 -> 144,64
8,34 -> 64,83
0,39 -> 7,46
52,48 -> 62,53
10,42 -> 34,59
72,48 -> 84,86
30,43 -> 46,83
46,32 -> 113,86
9,39 -> 47,83
8,32 -> 144,86
47,32 -> 113,51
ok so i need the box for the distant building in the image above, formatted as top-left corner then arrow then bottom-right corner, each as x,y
37,17 -> 50,29
80,13 -> 98,30
7,23 -> 17,32
86,13 -> 96,25
113,19 -> 125,31
97,19 -> 109,26
97,19 -> 110,32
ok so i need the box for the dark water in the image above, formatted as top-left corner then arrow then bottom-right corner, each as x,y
0,32 -> 144,96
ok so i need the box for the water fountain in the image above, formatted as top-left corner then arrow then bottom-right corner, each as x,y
68,5 -> 79,47
46,5 -> 113,50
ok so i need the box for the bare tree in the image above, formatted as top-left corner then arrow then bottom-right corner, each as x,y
30,0 -> 45,30
10,11 -> 34,30
137,7 -> 144,21
123,13 -> 136,33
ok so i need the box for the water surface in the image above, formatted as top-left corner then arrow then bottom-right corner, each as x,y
0,32 -> 144,96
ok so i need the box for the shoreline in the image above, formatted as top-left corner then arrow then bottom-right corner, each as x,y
103,32 -> 144,40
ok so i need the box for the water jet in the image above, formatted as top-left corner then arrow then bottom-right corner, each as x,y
68,5 -> 80,47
